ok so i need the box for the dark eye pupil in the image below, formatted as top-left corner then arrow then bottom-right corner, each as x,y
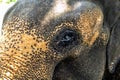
58,30 -> 76,47
51,29 -> 80,52
51,29 -> 81,52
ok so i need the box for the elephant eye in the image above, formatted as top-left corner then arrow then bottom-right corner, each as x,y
51,29 -> 80,52
57,30 -> 77,47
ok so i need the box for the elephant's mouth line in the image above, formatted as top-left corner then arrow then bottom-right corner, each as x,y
52,57 -> 74,80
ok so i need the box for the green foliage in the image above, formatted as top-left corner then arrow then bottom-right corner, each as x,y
6,0 -> 17,3
0,0 -> 2,2
0,0 -> 17,3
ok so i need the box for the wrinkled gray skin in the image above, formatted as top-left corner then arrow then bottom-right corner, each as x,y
0,0 -> 120,80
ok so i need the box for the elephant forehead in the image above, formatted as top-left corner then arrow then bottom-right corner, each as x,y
41,0 -> 99,26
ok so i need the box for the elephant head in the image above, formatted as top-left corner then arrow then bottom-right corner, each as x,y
0,0 -> 119,80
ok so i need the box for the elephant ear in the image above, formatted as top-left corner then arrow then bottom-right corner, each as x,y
107,19 -> 120,73
105,0 -> 120,74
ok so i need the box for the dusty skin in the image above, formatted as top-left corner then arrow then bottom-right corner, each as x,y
0,0 -> 120,80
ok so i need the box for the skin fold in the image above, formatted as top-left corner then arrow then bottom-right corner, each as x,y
0,0 -> 120,80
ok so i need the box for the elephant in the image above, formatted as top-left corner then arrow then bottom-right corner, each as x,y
0,0 -> 120,80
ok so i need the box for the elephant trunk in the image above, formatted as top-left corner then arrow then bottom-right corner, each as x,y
0,52 -> 56,80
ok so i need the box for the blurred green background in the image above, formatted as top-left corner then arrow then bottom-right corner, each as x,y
0,0 -> 17,34
0,0 -> 17,4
